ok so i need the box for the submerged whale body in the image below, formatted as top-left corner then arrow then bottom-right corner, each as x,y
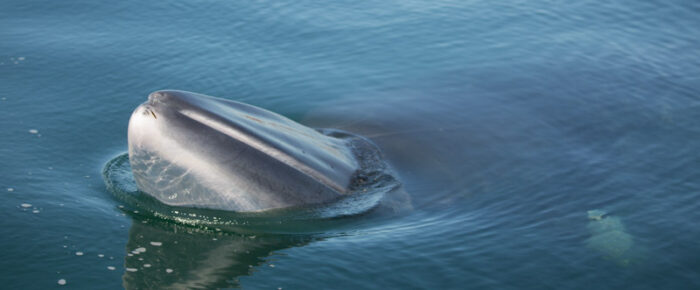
128,90 -> 390,212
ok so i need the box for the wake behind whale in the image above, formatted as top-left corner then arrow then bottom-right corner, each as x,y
104,90 -> 400,226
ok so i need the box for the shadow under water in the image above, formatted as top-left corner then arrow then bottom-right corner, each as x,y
122,216 -> 312,289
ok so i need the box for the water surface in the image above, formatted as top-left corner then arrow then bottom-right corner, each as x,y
1,0 -> 700,288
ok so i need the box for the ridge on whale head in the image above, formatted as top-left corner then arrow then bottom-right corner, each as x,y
128,90 -> 384,212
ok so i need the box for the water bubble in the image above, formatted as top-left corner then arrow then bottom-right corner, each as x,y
75,251 -> 84,256
165,268 -> 173,273
144,264 -> 151,268
107,266 -> 115,271
28,129 -> 38,134
150,241 -> 162,246
32,209 -> 40,214
7,188 -> 14,192
20,203 -> 32,208
57,279 -> 66,285
98,254 -> 104,258
126,268 -> 138,272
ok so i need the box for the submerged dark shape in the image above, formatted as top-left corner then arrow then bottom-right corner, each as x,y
122,217 -> 310,289
128,90 -> 390,212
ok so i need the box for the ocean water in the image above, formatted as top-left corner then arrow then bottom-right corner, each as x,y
2,0 -> 700,289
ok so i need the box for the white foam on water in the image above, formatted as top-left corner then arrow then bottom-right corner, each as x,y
20,203 -> 32,208
7,188 -> 14,192
165,269 -> 173,273
57,279 -> 66,285
28,129 -> 38,134
107,266 -> 115,271
98,254 -> 104,258
75,251 -> 83,256
126,268 -> 138,272
144,264 -> 151,268
150,241 -> 162,246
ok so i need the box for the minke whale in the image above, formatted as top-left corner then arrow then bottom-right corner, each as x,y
128,90 -> 388,212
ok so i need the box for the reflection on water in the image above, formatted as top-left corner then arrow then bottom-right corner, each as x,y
123,217 -> 311,289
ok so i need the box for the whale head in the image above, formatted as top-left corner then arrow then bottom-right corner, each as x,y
128,90 -> 365,212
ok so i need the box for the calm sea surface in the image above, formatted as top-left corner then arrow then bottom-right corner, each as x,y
2,0 -> 700,289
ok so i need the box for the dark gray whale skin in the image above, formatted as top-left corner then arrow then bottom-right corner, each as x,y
128,90 -> 370,212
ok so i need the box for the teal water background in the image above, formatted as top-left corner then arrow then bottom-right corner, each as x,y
2,0 -> 700,289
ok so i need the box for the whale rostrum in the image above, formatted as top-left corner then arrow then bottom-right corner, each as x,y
128,90 -> 384,212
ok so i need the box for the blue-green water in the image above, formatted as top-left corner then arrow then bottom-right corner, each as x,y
2,0 -> 700,289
